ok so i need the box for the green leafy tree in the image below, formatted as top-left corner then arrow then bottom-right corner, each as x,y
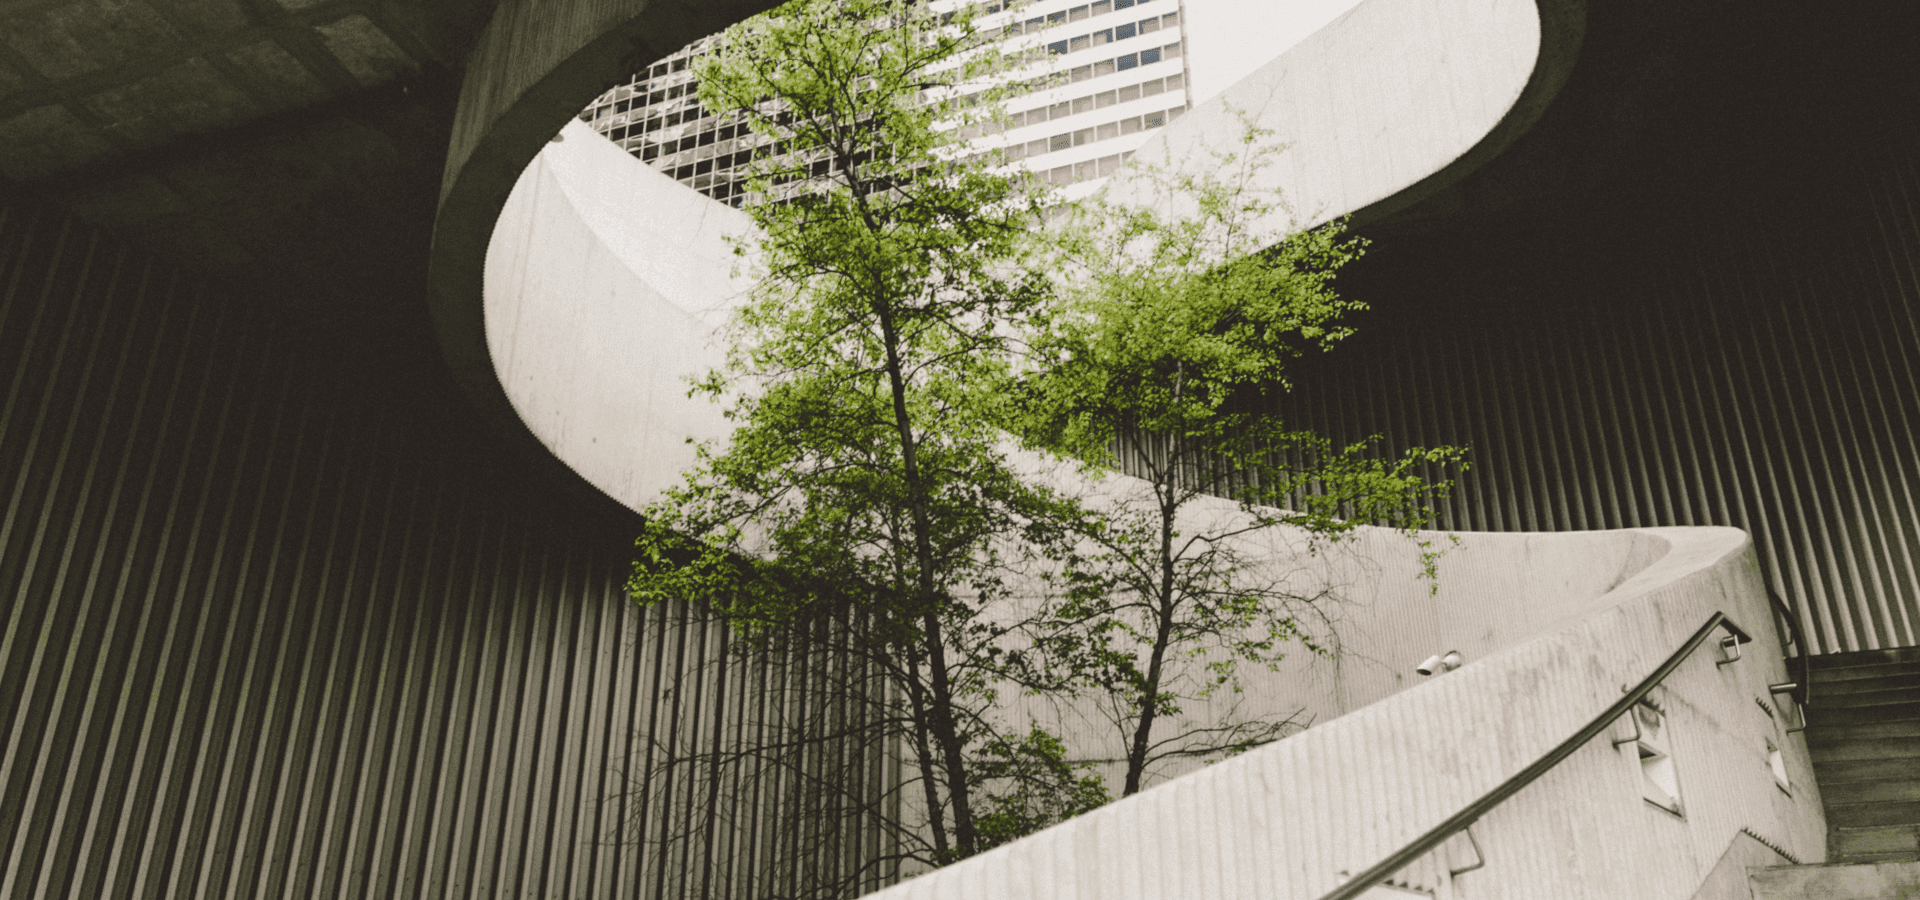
627,0 -> 1099,885
1019,116 -> 1469,797
969,726 -> 1110,852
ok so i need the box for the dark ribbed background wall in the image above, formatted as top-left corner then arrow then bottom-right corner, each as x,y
1263,119 -> 1920,656
0,200 -> 891,900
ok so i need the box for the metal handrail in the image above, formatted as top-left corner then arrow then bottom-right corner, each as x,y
1316,611 -> 1751,900
1766,586 -> 1810,709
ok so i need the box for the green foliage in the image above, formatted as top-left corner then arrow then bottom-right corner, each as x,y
968,726 -> 1110,855
1016,112 -> 1469,795
629,0 -> 1083,877
628,1 -> 1470,883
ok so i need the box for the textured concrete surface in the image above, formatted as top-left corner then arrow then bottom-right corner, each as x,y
486,116 -> 1827,900
0,0 -> 496,181
486,118 -> 751,509
1689,832 -> 1796,900
1750,861 -> 1920,899
478,0 -> 1554,520
847,526 -> 1824,899
1112,0 -> 1570,234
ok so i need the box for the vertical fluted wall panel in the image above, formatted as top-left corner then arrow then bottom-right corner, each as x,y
1179,142 -> 1920,656
0,202 -> 888,899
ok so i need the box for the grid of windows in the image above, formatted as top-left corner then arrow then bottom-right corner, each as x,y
1039,11 -> 1178,57
1003,0 -> 1164,36
953,72 -> 1184,140
577,0 -> 1192,204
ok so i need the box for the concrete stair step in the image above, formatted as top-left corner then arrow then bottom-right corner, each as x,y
1748,860 -> 1920,900
1819,758 -> 1920,784
1813,738 -> 1920,764
1822,779 -> 1920,806
1808,702 -> 1920,728
1808,721 -> 1920,743
1827,686 -> 1920,709
1822,673 -> 1920,698
1811,648 -> 1920,671
1828,801 -> 1920,829
1831,826 -> 1920,863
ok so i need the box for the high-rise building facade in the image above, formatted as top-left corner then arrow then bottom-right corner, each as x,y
576,0 -> 1195,204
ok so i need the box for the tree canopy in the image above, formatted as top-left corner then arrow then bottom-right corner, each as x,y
628,4 -> 1465,893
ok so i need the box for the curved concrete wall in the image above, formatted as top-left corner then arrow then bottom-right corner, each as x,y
468,0 -> 1571,515
461,0 -> 1835,894
486,120 -> 751,511
859,526 -> 1825,899
1114,0 -> 1563,232
430,0 -> 784,517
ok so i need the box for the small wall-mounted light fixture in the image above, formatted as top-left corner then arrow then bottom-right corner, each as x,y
1766,739 -> 1791,793
1626,701 -> 1683,815
1416,650 -> 1463,676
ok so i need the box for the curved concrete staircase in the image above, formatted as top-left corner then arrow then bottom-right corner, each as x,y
1748,648 -> 1920,899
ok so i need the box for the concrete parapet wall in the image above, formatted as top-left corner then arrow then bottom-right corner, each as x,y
475,0 -> 1566,517
473,0 -> 1827,894
486,119 -> 751,511
861,526 -> 1826,899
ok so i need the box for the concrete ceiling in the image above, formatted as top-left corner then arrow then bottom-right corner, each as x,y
0,0 -> 497,180
0,0 -> 506,309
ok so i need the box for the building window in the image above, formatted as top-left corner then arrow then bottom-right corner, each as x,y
1118,52 -> 1138,70
1116,21 -> 1136,40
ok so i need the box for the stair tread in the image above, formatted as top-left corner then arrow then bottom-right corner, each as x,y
1807,701 -> 1920,727
1821,779 -> 1920,805
1816,758 -> 1920,784
1812,663 -> 1920,685
1824,687 -> 1920,709
1819,673 -> 1920,697
1810,648 -> 1920,669
1810,738 -> 1920,763
1827,800 -> 1920,828
1748,859 -> 1920,900
1831,825 -> 1919,859
1805,721 -> 1920,742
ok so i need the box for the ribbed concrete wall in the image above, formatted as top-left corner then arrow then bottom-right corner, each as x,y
0,202 -> 886,900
